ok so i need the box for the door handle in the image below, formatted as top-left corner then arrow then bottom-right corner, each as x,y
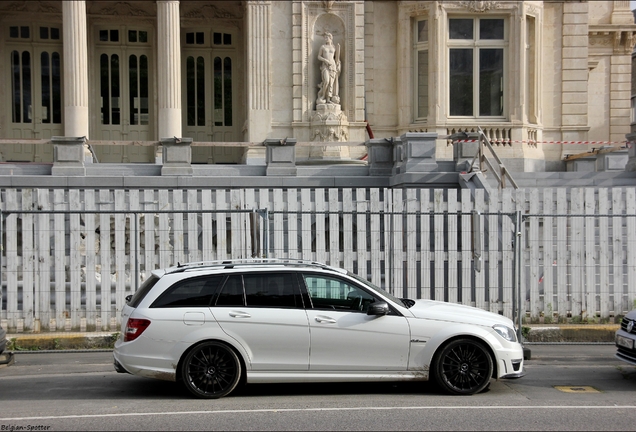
229,311 -> 251,318
315,316 -> 336,324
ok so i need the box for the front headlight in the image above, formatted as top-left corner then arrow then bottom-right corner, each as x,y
492,324 -> 517,342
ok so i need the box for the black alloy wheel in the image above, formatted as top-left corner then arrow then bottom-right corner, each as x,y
433,338 -> 493,395
181,341 -> 242,398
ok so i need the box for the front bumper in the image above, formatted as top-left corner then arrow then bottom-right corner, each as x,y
615,328 -> 636,366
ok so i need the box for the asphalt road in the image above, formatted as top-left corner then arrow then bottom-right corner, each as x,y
0,344 -> 635,431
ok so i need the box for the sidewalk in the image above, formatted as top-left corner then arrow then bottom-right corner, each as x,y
1,324 -> 620,352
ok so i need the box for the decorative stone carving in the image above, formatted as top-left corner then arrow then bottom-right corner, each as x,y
458,1 -> 500,13
89,1 -> 152,16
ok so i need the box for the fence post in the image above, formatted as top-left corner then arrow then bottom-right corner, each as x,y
513,210 -> 523,341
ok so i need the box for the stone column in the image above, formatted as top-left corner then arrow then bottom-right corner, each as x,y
244,1 -> 272,147
62,1 -> 89,139
157,1 -> 182,144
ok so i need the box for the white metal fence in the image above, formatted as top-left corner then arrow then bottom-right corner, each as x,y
1,187 -> 635,332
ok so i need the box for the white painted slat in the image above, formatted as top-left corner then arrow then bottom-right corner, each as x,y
158,189 -> 171,268
487,189 -> 499,314
541,189 -> 555,323
500,189 -> 514,319
598,189 -> 610,319
556,188 -> 568,319
461,189 -> 473,307
98,189 -> 112,329
143,189 -> 156,273
611,188 -> 624,318
21,190 -> 34,330
36,189 -> 51,328
315,190 -> 327,265
446,189 -> 458,304
584,188 -> 596,320
114,190 -> 127,325
68,190 -> 82,329
433,190 -> 445,302
355,188 -> 368,280
273,189 -> 285,259
342,189 -> 353,271
128,190 -> 141,295
259,189 -> 270,258
420,189 -> 431,300
201,190 -> 214,261
369,189 -> 382,288
301,189 -> 313,261
84,190 -> 98,326
570,189 -> 584,318
244,189 -> 257,258
328,189 -> 340,266
230,189 -> 246,259
187,190 -> 200,263
216,190 -> 228,260
474,189 -> 485,309
513,190 -> 527,319
391,189 -> 404,298
528,189 -> 540,320
5,190 -> 18,328
406,189 -> 418,301
171,190 -> 185,266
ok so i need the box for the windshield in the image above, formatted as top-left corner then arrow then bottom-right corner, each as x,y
346,271 -> 413,308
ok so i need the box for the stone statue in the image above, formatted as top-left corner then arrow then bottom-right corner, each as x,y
316,32 -> 341,105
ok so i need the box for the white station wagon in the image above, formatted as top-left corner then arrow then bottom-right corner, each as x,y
113,259 -> 524,398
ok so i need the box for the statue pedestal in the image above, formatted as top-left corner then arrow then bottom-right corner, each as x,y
308,103 -> 350,160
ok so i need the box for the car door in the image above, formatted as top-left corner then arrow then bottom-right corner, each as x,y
211,272 -> 310,371
302,273 -> 411,371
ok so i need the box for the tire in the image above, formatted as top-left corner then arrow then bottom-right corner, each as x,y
432,338 -> 493,395
181,341 -> 242,399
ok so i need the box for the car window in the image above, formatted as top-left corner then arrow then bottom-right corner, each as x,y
128,274 -> 160,308
302,274 -> 376,312
215,275 -> 245,306
244,273 -> 300,308
151,275 -> 224,308
213,273 -> 302,308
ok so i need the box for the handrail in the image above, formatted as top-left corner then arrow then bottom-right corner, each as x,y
451,127 -> 519,190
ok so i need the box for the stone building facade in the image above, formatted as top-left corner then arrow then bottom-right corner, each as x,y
1,0 -> 635,172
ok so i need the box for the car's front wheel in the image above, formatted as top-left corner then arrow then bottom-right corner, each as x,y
432,338 -> 493,395
181,341 -> 242,398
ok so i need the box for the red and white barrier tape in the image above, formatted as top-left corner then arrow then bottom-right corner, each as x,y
453,139 -> 633,147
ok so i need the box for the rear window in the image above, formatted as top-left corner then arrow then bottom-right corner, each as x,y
128,274 -> 160,308
151,275 -> 224,308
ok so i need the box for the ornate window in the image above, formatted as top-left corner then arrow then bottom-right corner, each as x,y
447,17 -> 506,118
7,24 -> 62,137
414,19 -> 429,121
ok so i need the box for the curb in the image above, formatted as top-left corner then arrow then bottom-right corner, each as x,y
0,325 -> 621,353
4,332 -> 118,352
524,324 -> 619,343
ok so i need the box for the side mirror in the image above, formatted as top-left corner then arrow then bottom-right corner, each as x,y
367,301 -> 389,316
125,294 -> 133,303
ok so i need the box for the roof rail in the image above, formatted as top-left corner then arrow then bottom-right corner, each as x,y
165,258 -> 346,274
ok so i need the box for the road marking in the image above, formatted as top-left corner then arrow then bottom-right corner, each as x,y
554,385 -> 600,393
2,405 -> 636,422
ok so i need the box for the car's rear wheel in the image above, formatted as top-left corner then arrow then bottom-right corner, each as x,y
181,341 -> 242,399
433,338 -> 493,395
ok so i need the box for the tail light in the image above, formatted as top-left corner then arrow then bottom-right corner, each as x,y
124,318 -> 151,342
